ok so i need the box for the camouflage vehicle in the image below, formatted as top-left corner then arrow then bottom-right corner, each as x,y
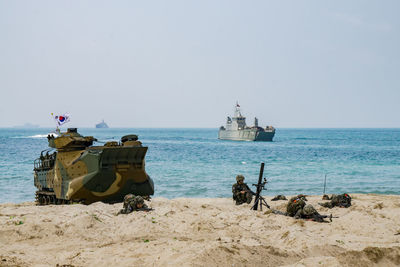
34,128 -> 154,205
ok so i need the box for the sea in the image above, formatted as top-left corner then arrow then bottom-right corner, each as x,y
0,128 -> 399,203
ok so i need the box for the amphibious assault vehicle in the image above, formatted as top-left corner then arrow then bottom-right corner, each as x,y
34,128 -> 154,205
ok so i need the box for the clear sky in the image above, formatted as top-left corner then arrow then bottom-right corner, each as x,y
0,0 -> 399,128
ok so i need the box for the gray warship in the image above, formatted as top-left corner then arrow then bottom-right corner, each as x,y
218,103 -> 275,141
96,120 -> 109,128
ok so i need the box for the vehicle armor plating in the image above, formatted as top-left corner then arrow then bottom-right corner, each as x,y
34,128 -> 154,205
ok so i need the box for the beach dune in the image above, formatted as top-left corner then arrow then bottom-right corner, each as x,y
0,194 -> 399,266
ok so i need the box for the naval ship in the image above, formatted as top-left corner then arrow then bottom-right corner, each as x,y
218,103 -> 275,141
95,120 -> 109,128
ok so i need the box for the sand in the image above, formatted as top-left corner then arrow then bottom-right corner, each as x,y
0,194 -> 400,267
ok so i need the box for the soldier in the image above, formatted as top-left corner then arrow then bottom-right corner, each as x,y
319,193 -> 351,208
39,152 -> 45,168
322,194 -> 331,200
232,175 -> 254,205
286,196 -> 306,217
118,194 -> 151,214
286,196 -> 329,222
295,204 -> 329,222
271,195 -> 287,201
118,194 -> 135,214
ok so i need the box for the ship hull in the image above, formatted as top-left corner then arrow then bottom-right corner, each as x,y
218,129 -> 275,141
96,124 -> 108,128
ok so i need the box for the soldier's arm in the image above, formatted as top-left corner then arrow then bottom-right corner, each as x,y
137,204 -> 153,212
118,207 -> 129,215
312,213 -> 329,223
294,209 -> 303,219
245,184 -> 256,195
247,187 -> 256,196
232,184 -> 240,196
126,204 -> 134,213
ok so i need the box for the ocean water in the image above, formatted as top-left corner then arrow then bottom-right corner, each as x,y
0,128 -> 399,203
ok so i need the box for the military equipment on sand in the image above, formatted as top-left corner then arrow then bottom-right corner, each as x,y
251,162 -> 270,211
271,195 -> 287,201
319,193 -> 352,209
34,128 -> 154,205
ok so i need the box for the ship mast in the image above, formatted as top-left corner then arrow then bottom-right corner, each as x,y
233,102 -> 247,129
234,101 -> 242,118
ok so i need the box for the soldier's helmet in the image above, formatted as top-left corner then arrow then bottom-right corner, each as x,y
342,193 -> 351,200
297,194 -> 308,201
303,204 -> 317,216
338,193 -> 351,207
236,175 -> 245,182
124,194 -> 135,204
322,194 -> 330,200
135,196 -> 144,205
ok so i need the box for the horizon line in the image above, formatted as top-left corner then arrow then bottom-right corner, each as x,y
2,126 -> 400,130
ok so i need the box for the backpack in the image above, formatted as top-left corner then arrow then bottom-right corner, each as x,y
287,198 -> 306,217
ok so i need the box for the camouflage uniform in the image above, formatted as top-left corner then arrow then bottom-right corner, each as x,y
322,194 -> 331,200
119,195 -> 150,214
295,204 -> 327,222
296,194 -> 308,201
286,196 -> 306,217
286,197 -> 328,222
232,175 -> 254,205
271,195 -> 287,201
319,193 -> 351,208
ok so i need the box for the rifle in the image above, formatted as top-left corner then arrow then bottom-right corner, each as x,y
271,210 -> 338,223
137,207 -> 153,212
251,162 -> 270,211
308,213 -> 339,222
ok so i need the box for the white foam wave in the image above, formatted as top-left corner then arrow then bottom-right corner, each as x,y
29,134 -> 49,138
12,133 -> 59,139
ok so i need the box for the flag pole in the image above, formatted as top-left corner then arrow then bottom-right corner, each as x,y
51,113 -> 60,134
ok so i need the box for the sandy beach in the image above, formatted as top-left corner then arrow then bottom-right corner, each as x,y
0,194 -> 399,267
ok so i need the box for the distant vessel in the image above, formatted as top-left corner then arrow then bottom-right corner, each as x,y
218,103 -> 275,141
96,120 -> 109,128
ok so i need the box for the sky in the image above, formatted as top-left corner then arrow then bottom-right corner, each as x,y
0,0 -> 399,128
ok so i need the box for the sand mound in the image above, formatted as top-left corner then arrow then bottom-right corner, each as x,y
0,194 -> 399,266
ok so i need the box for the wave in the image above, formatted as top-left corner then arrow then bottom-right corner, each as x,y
12,133 -> 56,139
29,134 -> 49,138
